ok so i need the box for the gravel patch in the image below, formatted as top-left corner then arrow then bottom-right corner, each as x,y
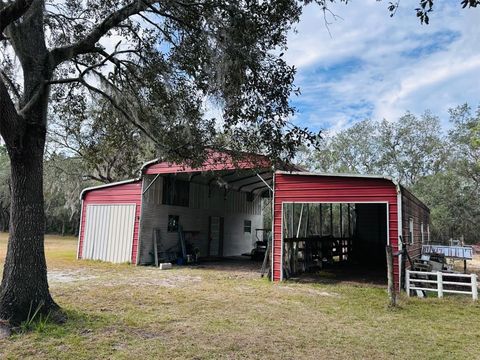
48,270 -> 97,283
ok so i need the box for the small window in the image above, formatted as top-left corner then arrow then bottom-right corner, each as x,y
168,215 -> 179,232
408,218 -> 414,245
421,223 -> 424,244
244,220 -> 252,233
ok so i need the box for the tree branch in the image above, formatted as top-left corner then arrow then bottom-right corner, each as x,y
0,75 -> 22,148
0,0 -> 34,39
0,69 -> 20,100
78,77 -> 162,148
49,0 -> 158,67
46,44 -> 124,86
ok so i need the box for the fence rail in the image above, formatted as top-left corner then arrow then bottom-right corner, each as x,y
406,270 -> 478,300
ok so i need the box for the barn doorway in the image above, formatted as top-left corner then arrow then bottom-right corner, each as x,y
138,170 -> 270,266
281,202 -> 388,285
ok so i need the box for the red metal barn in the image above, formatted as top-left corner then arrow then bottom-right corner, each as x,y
78,180 -> 142,264
78,153 -> 429,291
78,151 -> 275,265
272,171 -> 430,290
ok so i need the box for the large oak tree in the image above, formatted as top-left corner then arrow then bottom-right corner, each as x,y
0,0 -> 321,324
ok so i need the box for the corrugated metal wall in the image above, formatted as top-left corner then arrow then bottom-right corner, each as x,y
401,187 -> 430,262
78,181 -> 142,263
273,173 -> 399,284
82,204 -> 136,263
138,174 -> 262,264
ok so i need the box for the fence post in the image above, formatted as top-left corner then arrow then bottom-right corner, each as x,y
406,270 -> 410,297
437,272 -> 443,298
472,274 -> 478,301
386,245 -> 397,306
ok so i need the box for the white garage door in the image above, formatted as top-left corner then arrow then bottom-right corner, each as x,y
82,204 -> 136,263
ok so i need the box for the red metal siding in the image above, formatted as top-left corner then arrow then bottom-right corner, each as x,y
401,187 -> 430,265
273,173 -> 400,285
144,151 -> 270,175
78,181 -> 142,264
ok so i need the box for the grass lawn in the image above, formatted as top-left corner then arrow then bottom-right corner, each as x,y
0,233 -> 479,359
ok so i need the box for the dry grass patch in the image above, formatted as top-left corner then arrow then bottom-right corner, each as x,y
0,233 -> 479,359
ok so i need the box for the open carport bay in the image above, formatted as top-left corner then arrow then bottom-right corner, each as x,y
282,202 -> 388,285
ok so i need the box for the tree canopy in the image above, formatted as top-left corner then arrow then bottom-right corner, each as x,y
302,104 -> 480,243
0,0 -> 325,324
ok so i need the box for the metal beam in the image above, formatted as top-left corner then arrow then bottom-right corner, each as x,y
249,182 -> 273,194
296,203 -> 304,238
142,174 -> 161,195
256,173 -> 273,191
208,171 -> 237,186
225,171 -> 271,185
238,177 -> 273,192
189,172 -> 203,181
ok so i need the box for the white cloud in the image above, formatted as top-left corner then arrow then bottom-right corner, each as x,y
287,0 -> 480,132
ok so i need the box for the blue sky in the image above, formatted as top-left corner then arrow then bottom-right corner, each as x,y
285,0 -> 480,134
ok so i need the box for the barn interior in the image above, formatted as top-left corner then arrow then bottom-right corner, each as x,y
138,169 -> 273,268
281,202 -> 388,284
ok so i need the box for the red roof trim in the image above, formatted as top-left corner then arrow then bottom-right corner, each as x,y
142,150 -> 272,175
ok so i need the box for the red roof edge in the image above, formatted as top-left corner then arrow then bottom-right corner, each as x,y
141,149 -> 300,175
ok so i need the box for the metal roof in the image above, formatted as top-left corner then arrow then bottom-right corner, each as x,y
80,179 -> 140,199
274,170 -> 396,183
274,170 -> 429,212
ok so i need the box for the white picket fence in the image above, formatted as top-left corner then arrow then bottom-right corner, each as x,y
406,270 -> 478,300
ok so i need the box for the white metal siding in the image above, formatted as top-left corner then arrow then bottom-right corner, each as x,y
82,204 -> 136,263
223,214 -> 262,256
209,216 -> 221,256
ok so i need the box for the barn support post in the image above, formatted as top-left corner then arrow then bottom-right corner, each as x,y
339,204 -> 344,260
304,204 -> 309,237
319,204 -> 323,236
347,204 -> 352,237
330,203 -> 333,236
386,245 -> 397,307
339,204 -> 343,238
290,203 -> 294,239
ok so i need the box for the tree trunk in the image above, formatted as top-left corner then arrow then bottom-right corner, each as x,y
0,0 -> 61,325
0,125 -> 58,324
0,204 -> 4,232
